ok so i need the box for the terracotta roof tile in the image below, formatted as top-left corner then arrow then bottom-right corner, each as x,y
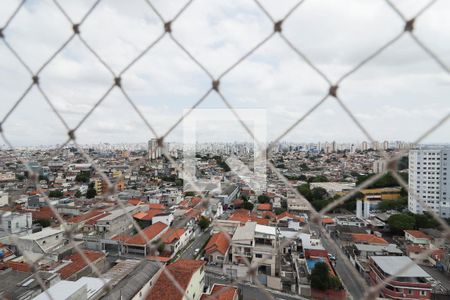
351,233 -> 388,245
161,228 -> 185,244
321,217 -> 335,224
58,251 -> 105,279
256,203 -> 272,211
200,284 -> 238,300
127,198 -> 143,206
85,212 -> 111,225
147,259 -> 205,300
405,230 -> 432,240
133,209 -> 164,221
276,211 -> 305,222
125,222 -> 168,245
67,210 -> 104,224
205,232 -> 230,255
148,204 -> 166,210
228,211 -> 270,225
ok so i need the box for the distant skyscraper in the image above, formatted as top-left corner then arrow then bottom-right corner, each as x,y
372,159 -> 386,174
372,141 -> 379,150
408,146 -> 450,217
148,138 -> 162,160
383,140 -> 389,150
362,141 -> 368,151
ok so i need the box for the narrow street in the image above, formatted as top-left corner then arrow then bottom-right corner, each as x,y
179,227 -> 212,259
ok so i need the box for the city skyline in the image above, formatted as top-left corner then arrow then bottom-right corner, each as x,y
1,0 -> 449,146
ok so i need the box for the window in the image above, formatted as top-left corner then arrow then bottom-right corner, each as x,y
255,253 -> 263,258
420,290 -> 427,296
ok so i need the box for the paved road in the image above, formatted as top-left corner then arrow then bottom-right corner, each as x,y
180,227 -> 212,259
420,265 -> 450,293
312,225 -> 365,300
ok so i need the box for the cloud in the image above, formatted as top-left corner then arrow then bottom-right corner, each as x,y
0,0 -> 449,147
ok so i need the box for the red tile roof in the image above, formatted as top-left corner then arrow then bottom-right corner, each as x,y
186,208 -> 202,219
321,217 -> 335,224
161,228 -> 185,244
351,233 -> 388,245
405,230 -> 432,240
256,203 -> 272,211
205,232 -> 230,255
58,251 -> 105,279
127,198 -> 143,206
201,284 -> 238,300
147,259 -> 205,300
276,211 -> 305,222
191,197 -> 202,207
0,261 -> 31,272
228,211 -> 270,225
146,256 -> 171,263
406,244 -> 426,254
125,222 -> 168,245
29,206 -> 56,220
133,209 -> 164,221
85,212 -> 111,225
233,199 -> 243,207
67,210 -> 105,224
262,211 -> 277,220
148,204 -> 166,210
305,248 -> 329,258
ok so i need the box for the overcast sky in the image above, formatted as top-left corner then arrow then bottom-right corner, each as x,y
0,0 -> 449,146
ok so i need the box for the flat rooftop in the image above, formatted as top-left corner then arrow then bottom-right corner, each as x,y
19,227 -> 63,240
232,222 -> 256,242
371,256 -> 430,278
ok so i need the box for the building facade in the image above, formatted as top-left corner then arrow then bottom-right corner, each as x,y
408,146 -> 450,217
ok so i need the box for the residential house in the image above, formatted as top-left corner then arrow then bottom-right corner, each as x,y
101,259 -> 162,300
122,222 -> 168,256
147,259 -> 205,300
160,228 -> 190,256
405,230 -> 432,246
204,231 -> 230,266
200,284 -> 238,300
368,256 -> 432,300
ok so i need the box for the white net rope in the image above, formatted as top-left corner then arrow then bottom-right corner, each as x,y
0,0 -> 449,299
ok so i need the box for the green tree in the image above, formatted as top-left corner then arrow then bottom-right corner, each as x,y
75,172 -> 90,183
414,212 -> 439,229
198,216 -> 210,230
377,197 -> 407,212
16,173 -> 26,181
297,184 -> 312,200
48,190 -> 64,198
274,208 -> 286,215
86,182 -> 97,199
309,175 -> 328,183
242,201 -> 254,211
340,191 -> 365,212
185,191 -> 196,197
311,187 -> 328,201
388,213 -> 415,234
75,190 -> 82,198
33,218 -> 51,228
257,195 -> 270,204
310,262 -> 343,291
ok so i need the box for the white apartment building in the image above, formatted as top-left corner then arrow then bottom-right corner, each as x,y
0,191 -> 9,206
227,222 -> 279,279
408,146 -> 450,217
0,212 -> 32,235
